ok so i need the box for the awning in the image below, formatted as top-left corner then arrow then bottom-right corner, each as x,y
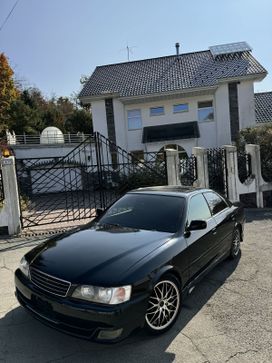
142,121 -> 200,143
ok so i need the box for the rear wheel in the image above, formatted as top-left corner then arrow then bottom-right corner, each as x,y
145,275 -> 181,334
229,228 -> 241,259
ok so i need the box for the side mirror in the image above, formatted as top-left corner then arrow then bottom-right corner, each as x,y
96,208 -> 104,217
188,220 -> 207,231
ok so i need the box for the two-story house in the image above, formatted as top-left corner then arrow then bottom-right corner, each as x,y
79,42 -> 267,157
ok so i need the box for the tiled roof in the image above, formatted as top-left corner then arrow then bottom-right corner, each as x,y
79,49 -> 267,99
255,92 -> 272,123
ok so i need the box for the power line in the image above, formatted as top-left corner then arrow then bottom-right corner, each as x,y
0,0 -> 20,33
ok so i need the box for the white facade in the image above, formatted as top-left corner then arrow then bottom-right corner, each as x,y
90,80 -> 258,156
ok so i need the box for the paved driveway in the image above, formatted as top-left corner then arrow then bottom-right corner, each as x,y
0,210 -> 272,363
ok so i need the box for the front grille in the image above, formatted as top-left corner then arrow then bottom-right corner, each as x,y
30,267 -> 71,297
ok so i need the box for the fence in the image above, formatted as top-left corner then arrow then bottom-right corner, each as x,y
0,168 -> 4,203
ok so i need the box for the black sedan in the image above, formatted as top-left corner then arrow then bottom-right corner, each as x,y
15,186 -> 245,342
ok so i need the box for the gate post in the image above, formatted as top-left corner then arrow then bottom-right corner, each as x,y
192,147 -> 209,188
165,150 -> 180,185
245,144 -> 263,208
0,156 -> 21,235
224,145 -> 239,202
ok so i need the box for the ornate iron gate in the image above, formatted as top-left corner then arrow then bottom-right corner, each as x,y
180,156 -> 197,186
207,148 -> 228,197
237,150 -> 252,183
16,133 -> 167,229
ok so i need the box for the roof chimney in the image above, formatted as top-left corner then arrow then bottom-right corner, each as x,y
175,42 -> 180,56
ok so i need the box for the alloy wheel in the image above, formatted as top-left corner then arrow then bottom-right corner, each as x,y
145,279 -> 180,331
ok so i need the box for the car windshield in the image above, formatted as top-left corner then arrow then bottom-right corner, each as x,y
98,193 -> 184,233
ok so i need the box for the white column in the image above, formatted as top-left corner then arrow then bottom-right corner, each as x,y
192,147 -> 209,188
224,145 -> 239,202
166,150 -> 180,186
0,156 -> 21,235
245,144 -> 263,208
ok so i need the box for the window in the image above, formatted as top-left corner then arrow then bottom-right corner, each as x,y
187,194 -> 211,225
173,103 -> 189,113
150,106 -> 164,116
127,109 -> 142,130
198,101 -> 214,122
204,192 -> 228,215
99,194 -> 185,233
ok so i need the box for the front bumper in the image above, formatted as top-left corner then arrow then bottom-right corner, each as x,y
15,269 -> 149,343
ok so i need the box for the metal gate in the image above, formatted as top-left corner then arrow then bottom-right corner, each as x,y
207,148 -> 228,197
180,156 -> 197,186
16,133 -> 167,229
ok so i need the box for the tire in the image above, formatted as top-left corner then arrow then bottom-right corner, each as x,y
145,274 -> 182,335
229,228 -> 241,259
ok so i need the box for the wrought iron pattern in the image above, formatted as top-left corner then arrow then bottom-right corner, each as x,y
16,133 -> 167,228
237,151 -> 252,183
207,148 -> 228,197
180,156 -> 197,186
261,149 -> 272,183
0,169 -> 4,203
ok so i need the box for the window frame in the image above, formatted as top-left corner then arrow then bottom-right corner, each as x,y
173,103 -> 189,113
150,106 -> 165,117
197,100 -> 214,122
127,109 -> 142,130
186,193 -> 213,228
203,191 -> 229,216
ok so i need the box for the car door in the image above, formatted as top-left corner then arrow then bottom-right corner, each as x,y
185,193 -> 217,280
203,192 -> 235,256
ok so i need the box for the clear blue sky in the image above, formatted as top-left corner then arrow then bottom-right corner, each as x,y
1,0 -> 271,98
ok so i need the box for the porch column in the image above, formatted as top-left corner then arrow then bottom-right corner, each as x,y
192,147 -> 209,188
224,145 -> 239,202
0,156 -> 21,235
165,150 -> 180,186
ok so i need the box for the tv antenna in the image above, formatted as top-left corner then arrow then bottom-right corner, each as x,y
120,44 -> 137,61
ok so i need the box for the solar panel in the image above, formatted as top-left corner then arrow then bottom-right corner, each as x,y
209,42 -> 252,57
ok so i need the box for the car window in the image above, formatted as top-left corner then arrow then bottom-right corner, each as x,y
99,193 -> 185,233
187,194 -> 211,225
204,192 -> 228,215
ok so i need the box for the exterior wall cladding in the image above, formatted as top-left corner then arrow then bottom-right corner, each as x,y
91,81 -> 257,156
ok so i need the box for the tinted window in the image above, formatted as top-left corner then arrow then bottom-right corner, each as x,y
173,103 -> 189,113
187,194 -> 211,225
204,192 -> 228,215
99,194 -> 184,233
198,101 -> 214,122
150,107 -> 164,116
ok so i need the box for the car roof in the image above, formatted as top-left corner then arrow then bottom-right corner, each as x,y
128,185 -> 212,198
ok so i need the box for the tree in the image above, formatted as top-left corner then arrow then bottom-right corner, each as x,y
65,109 -> 93,134
0,53 -> 19,133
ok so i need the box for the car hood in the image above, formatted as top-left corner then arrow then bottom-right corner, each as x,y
29,224 -> 173,286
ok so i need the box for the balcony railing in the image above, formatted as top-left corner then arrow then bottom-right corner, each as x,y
6,133 -> 93,146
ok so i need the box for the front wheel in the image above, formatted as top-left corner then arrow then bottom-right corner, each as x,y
145,275 -> 181,334
229,228 -> 241,259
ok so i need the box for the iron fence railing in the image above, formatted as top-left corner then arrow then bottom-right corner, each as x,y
260,149 -> 272,183
237,151 -> 252,183
180,156 -> 197,186
207,148 -> 228,197
6,133 -> 93,146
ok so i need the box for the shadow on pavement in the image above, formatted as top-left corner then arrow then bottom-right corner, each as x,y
0,256 -> 240,363
245,209 -> 272,223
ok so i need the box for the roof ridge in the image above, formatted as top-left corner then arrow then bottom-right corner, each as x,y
96,50 -> 211,68
255,91 -> 272,95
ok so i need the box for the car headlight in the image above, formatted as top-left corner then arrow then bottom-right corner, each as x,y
19,256 -> 29,278
72,285 -> 132,304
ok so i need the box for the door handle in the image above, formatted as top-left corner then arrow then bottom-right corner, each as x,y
212,227 -> 217,235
